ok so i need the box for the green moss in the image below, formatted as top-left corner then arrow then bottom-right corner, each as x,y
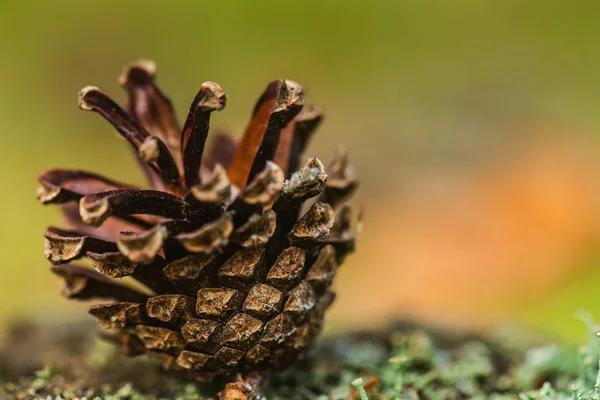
3,319 -> 600,399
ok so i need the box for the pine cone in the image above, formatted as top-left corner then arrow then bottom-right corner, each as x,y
37,60 -> 359,384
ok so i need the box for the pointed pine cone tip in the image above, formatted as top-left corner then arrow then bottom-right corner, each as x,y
44,227 -> 84,264
330,145 -> 349,176
163,253 -> 215,282
189,164 -> 232,204
117,225 -> 168,264
175,213 -> 234,254
330,145 -> 358,185
36,169 -> 137,205
119,59 -> 157,86
44,226 -> 118,265
322,146 -> 359,209
87,251 -> 136,278
77,86 -> 102,111
138,136 -> 161,163
240,161 -> 285,206
137,136 -> 182,189
51,264 -> 88,298
232,209 -> 277,248
327,203 -> 357,257
89,302 -> 145,329
275,80 -> 305,113
37,182 -> 61,204
36,170 -> 71,204
80,190 -> 186,228
146,294 -> 195,324
288,201 -> 335,246
197,81 -> 227,112
79,195 -> 110,227
282,156 -> 327,200
36,170 -> 64,203
51,264 -> 148,302
331,203 -> 352,231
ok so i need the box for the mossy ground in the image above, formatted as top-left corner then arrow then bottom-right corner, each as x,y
2,317 -> 600,400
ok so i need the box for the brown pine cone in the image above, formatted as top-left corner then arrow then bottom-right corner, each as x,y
37,60 -> 359,386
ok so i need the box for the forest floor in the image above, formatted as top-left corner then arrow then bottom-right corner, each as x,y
1,318 -> 599,400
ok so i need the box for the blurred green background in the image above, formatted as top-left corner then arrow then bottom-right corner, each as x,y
2,1 -> 600,340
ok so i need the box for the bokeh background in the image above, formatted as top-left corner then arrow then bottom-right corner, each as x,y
2,1 -> 600,340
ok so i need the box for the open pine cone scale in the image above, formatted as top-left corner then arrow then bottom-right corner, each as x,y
37,60 -> 359,382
